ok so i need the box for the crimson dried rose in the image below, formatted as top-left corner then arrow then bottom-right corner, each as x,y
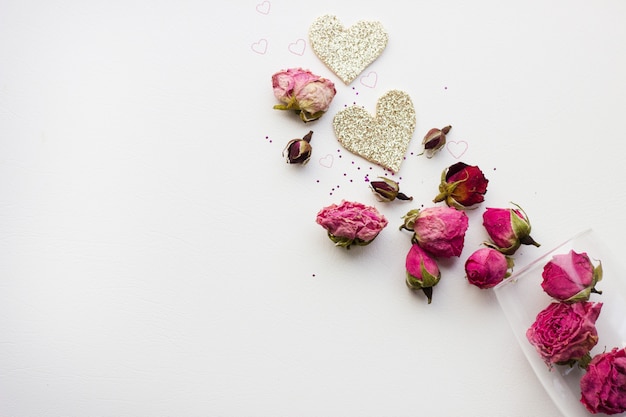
526,301 -> 602,368
272,68 -> 336,122
464,247 -> 514,289
541,250 -> 602,303
316,200 -> 388,249
405,243 -> 441,304
580,347 -> 626,415
401,206 -> 469,258
433,162 -> 488,209
482,203 -> 540,255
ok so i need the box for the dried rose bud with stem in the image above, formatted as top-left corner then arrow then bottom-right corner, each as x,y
369,177 -> 413,202
418,125 -> 451,158
283,131 -> 313,165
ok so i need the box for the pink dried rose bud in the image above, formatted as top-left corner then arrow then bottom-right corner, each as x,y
316,200 -> 388,249
541,250 -> 603,303
580,347 -> 626,415
482,203 -> 540,255
418,125 -> 451,158
400,206 -> 469,258
433,162 -> 488,209
464,247 -> 514,289
369,177 -> 413,202
405,243 -> 441,304
283,131 -> 313,164
526,301 -> 602,368
272,68 -> 336,122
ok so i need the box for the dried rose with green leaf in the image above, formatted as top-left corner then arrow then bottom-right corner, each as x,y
369,177 -> 412,202
400,206 -> 469,258
405,243 -> 441,304
482,203 -> 540,255
272,68 -> 336,122
580,347 -> 626,415
541,250 -> 602,303
526,301 -> 602,368
316,200 -> 388,249
434,162 -> 488,209
464,247 -> 514,289
283,131 -> 313,165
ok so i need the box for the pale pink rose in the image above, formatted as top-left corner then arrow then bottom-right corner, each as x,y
316,200 -> 387,249
410,206 -> 469,258
580,347 -> 626,415
272,68 -> 336,122
464,247 -> 512,289
526,301 -> 602,367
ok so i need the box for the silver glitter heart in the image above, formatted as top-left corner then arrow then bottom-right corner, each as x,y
309,15 -> 388,85
333,90 -> 416,173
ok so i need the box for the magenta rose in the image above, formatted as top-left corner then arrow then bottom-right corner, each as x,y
405,243 -> 441,304
482,203 -> 540,255
464,247 -> 514,289
316,200 -> 388,249
401,206 -> 469,258
580,347 -> 626,415
541,250 -> 603,303
526,301 -> 602,367
272,68 -> 336,122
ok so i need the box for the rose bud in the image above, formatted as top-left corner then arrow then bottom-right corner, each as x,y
272,68 -> 336,122
283,131 -> 313,164
433,162 -> 488,209
405,243 -> 441,304
400,206 -> 469,258
316,200 -> 388,249
369,177 -> 413,202
464,247 -> 514,289
541,250 -> 603,303
418,125 -> 451,158
482,203 -> 540,255
580,347 -> 626,415
526,301 -> 602,368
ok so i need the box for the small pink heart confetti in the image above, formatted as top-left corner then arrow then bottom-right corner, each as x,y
446,140 -> 468,159
319,154 -> 334,168
255,1 -> 270,14
251,39 -> 268,54
288,39 -> 306,56
360,71 -> 378,88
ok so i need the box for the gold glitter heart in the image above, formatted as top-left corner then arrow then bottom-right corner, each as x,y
333,90 -> 416,173
309,15 -> 388,85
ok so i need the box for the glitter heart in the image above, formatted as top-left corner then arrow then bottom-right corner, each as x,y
309,15 -> 388,85
333,90 -> 416,173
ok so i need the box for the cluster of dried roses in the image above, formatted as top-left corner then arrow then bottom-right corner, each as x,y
271,67 -> 626,415
527,252 -> 626,414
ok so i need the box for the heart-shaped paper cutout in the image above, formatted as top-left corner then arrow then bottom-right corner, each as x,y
333,90 -> 416,173
309,15 -> 388,85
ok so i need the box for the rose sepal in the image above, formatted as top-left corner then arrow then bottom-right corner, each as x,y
406,261 -> 441,304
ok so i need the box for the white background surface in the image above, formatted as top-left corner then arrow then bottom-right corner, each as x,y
2,1 -> 626,416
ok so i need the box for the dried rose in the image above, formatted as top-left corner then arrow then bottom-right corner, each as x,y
272,68 -> 336,122
464,247 -> 514,289
400,206 -> 469,258
418,125 -> 451,158
405,243 -> 441,304
580,347 -> 626,415
316,200 -> 388,249
541,250 -> 602,303
283,131 -> 313,164
369,177 -> 412,202
433,162 -> 488,209
526,301 -> 602,368
482,203 -> 540,255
